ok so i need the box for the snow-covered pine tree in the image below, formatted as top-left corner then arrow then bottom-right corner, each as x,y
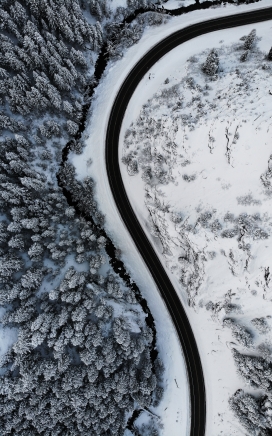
243,29 -> 256,51
202,49 -> 219,76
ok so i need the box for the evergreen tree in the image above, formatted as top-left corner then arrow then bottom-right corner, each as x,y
230,389 -> 272,435
202,49 -> 219,76
244,29 -> 256,51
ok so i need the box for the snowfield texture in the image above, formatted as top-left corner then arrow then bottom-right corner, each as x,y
72,1 -> 272,435
121,18 -> 272,436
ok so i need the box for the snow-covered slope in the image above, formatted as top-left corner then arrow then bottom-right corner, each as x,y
120,18 -> 272,436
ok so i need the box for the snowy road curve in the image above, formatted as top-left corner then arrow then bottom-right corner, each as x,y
105,7 -> 272,436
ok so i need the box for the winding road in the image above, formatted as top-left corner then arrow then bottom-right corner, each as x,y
106,7 -> 272,435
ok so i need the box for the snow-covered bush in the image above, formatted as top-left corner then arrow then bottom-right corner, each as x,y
223,319 -> 253,348
182,173 -> 196,182
251,317 -> 270,334
240,51 -> 249,62
128,158 -> 139,175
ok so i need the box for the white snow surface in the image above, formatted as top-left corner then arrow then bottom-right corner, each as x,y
120,17 -> 272,436
160,0 -> 195,9
72,1 -> 272,435
109,0 -> 128,10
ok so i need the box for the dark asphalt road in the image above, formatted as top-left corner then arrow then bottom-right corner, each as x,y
106,7 -> 272,435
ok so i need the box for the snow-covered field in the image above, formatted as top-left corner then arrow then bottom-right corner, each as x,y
120,17 -> 272,436
72,1 -> 272,434
159,0 -> 195,9
109,0 -> 127,9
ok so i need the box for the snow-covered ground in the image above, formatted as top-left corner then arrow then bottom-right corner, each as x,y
159,0 -> 195,9
120,18 -> 272,436
109,0 -> 127,9
72,1 -> 272,434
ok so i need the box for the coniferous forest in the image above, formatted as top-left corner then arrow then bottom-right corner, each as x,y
0,0 -> 166,434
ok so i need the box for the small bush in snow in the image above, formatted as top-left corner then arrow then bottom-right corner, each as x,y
198,211 -> 212,228
127,158 -> 139,175
142,167 -> 153,182
205,301 -> 214,311
221,228 -> 239,238
224,303 -> 242,315
240,51 -> 249,62
237,193 -> 261,206
182,173 -> 196,182
251,317 -> 270,334
208,251 -> 217,260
